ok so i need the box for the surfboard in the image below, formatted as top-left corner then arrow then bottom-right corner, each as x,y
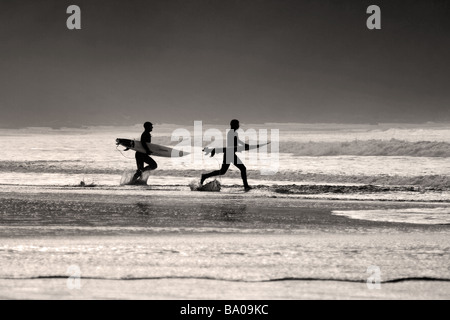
116,138 -> 190,158
203,142 -> 271,156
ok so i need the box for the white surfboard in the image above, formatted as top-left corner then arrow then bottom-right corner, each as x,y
116,138 -> 190,158
203,142 -> 271,156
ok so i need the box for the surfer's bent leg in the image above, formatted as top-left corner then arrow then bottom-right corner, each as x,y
133,154 -> 157,181
142,155 -> 158,171
201,164 -> 230,184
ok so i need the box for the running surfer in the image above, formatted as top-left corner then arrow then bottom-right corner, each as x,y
200,119 -> 252,191
132,122 -> 158,182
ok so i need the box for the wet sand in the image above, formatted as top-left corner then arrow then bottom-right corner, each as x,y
1,185 -> 449,233
1,278 -> 449,300
0,186 -> 449,300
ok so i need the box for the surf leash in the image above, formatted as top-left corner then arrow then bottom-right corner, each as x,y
116,145 -> 135,159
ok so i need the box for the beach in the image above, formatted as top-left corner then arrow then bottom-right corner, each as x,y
0,184 -> 449,300
2,0 -> 450,303
0,123 -> 449,300
3,279 -> 450,300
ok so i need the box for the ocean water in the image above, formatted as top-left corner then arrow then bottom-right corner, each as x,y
0,123 -> 449,293
0,123 -> 449,213
0,123 -> 449,183
0,122 -> 449,221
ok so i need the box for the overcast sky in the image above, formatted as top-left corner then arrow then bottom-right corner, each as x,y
0,0 -> 449,127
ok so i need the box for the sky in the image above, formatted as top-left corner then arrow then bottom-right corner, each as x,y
0,0 -> 449,128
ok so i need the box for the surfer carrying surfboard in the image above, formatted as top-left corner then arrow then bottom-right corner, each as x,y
200,119 -> 252,191
132,122 -> 158,182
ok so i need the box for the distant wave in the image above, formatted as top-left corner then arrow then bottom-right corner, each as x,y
280,139 -> 450,157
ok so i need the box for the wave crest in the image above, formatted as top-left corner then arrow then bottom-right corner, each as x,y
280,139 -> 450,157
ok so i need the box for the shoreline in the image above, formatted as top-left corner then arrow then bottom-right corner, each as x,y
1,278 -> 449,300
0,184 -> 449,237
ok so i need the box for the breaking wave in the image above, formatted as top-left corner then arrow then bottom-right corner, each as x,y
280,139 -> 450,157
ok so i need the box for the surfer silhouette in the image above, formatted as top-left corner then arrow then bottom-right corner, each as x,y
200,119 -> 252,191
132,122 -> 158,182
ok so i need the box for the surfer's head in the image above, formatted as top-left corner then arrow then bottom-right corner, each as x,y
230,119 -> 239,130
144,122 -> 153,132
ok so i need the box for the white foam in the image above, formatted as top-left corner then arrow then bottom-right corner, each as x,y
332,208 -> 450,225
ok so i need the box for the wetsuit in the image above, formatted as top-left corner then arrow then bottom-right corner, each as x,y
134,131 -> 157,180
202,130 -> 250,188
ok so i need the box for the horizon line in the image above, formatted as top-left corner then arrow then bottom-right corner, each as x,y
1,121 -> 449,131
